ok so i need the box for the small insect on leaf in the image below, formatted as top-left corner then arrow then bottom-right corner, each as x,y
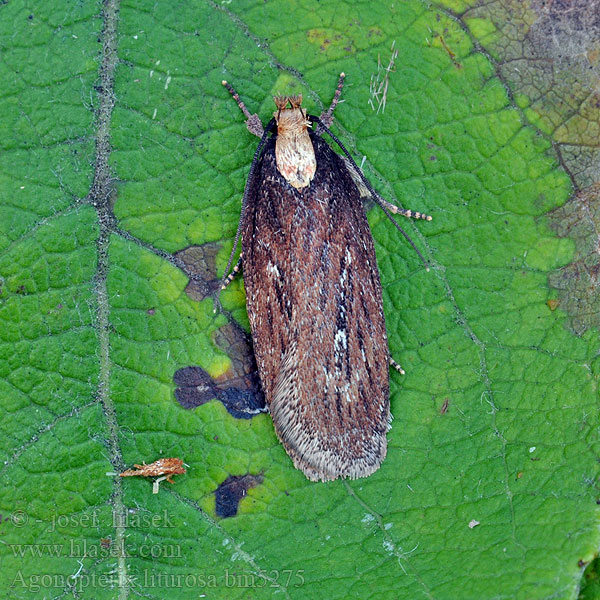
219,73 -> 432,482
120,458 -> 186,493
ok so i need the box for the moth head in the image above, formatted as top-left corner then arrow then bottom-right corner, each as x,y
273,95 -> 311,136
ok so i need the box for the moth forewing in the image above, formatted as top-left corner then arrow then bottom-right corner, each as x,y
221,74 -> 431,482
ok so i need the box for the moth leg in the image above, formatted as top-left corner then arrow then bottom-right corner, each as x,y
319,72 -> 345,129
221,255 -> 243,290
389,357 -> 405,375
377,197 -> 432,222
222,80 -> 264,137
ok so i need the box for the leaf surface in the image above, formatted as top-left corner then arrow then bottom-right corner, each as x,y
1,1 -> 599,599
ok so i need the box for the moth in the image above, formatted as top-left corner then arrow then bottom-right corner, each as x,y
220,73 -> 431,481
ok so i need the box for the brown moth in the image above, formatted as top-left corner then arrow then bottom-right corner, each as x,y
220,74 -> 431,481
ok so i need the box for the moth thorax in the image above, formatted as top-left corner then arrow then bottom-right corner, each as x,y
273,95 -> 316,189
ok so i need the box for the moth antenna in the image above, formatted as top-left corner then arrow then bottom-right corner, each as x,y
217,118 -> 277,310
319,72 -> 346,129
311,116 -> 431,271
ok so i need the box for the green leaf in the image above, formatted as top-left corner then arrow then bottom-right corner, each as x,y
1,1 -> 598,599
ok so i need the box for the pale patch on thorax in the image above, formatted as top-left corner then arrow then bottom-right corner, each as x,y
273,95 -> 316,189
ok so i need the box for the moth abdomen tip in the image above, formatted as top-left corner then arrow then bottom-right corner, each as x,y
340,72 -> 345,77
222,80 -> 228,86
426,215 -> 433,221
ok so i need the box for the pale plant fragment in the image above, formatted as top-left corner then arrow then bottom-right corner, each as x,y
369,40 -> 399,114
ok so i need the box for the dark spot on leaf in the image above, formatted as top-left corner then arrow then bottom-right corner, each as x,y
174,365 -> 264,418
173,323 -> 265,419
28,14 -> 34,20
147,307 -> 155,315
440,398 -> 450,414
175,242 -> 221,301
215,473 -> 263,518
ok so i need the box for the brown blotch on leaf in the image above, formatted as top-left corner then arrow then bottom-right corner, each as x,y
440,398 -> 450,414
546,299 -> 559,311
173,365 -> 264,418
215,474 -> 264,518
548,184 -> 600,334
175,242 -> 222,302
173,323 -> 266,419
